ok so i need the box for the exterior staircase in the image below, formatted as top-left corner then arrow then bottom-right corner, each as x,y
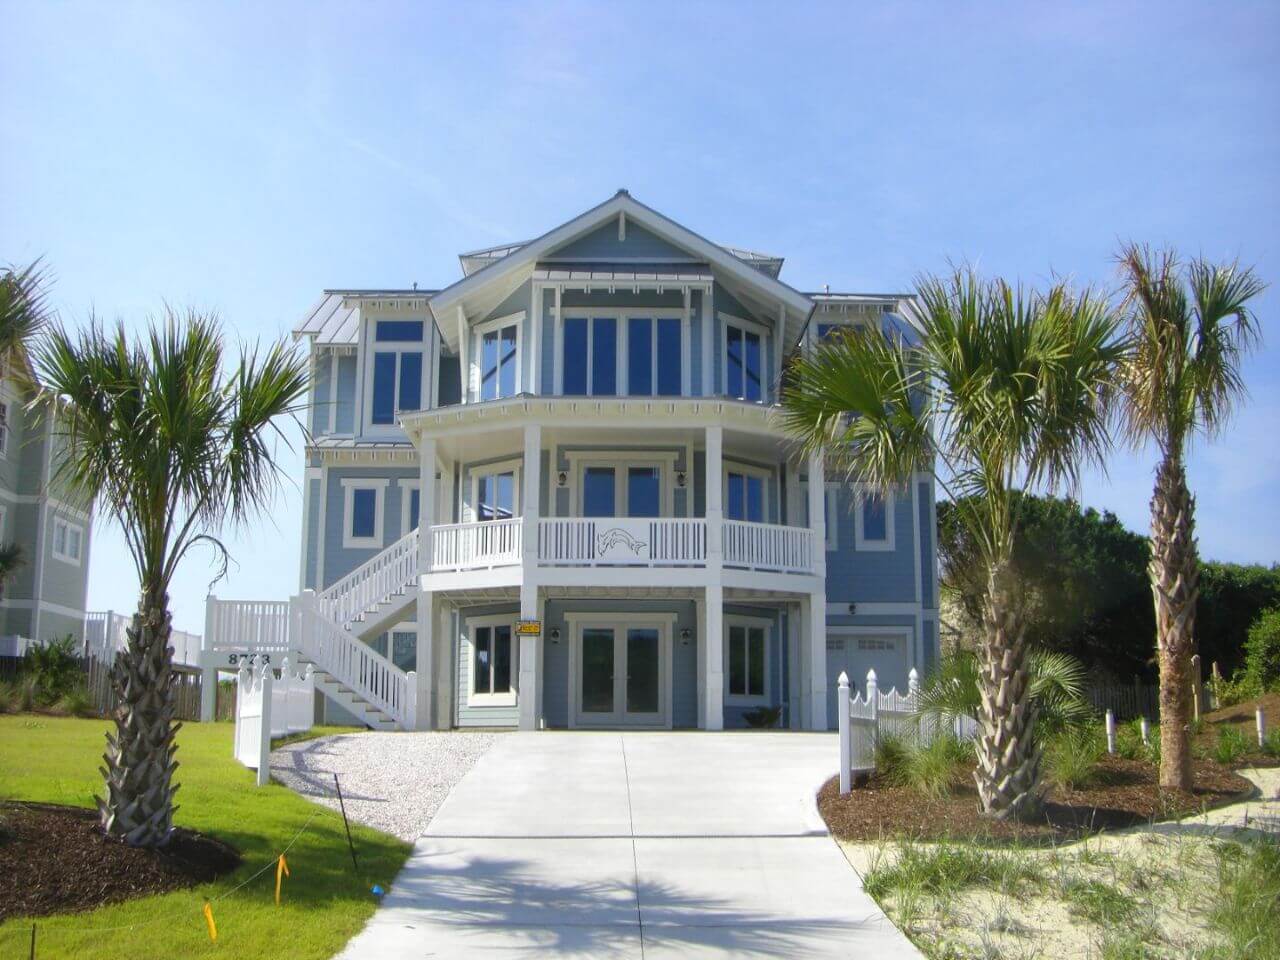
205,528 -> 423,731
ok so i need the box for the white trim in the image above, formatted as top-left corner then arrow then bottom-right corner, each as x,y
51,516 -> 84,565
340,478 -> 389,549
0,598 -> 87,619
0,489 -> 91,521
853,484 -> 896,552
565,450 -> 679,518
565,611 -> 676,729
798,480 -> 839,551
473,311 -> 526,401
719,312 -> 770,403
466,458 -> 522,523
723,614 -> 772,706
464,613 -> 519,707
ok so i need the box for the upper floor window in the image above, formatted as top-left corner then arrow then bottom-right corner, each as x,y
626,316 -> 682,396
471,463 -> 519,522
476,315 -> 521,401
725,469 -> 766,523
52,517 -> 84,565
371,320 -> 424,425
854,486 -> 895,551
341,478 -> 388,549
724,317 -> 765,402
562,316 -> 617,396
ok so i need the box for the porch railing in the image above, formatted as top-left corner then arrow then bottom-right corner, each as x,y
204,598 -> 292,656
723,519 -> 814,574
430,517 -> 522,571
537,517 -> 707,566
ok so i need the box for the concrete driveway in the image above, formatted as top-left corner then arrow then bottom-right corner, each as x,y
336,731 -> 920,959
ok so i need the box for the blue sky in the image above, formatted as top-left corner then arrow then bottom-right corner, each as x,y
2,1 -> 1277,633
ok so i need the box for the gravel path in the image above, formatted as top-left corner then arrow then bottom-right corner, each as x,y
270,731 -> 502,841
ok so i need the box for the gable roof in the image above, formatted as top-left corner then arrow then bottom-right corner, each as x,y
429,191 -> 814,351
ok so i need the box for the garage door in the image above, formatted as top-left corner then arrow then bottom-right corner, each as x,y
825,632 -> 910,729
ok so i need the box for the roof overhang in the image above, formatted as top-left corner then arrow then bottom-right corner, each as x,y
428,192 -> 815,353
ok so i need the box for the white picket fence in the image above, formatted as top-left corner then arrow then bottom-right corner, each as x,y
837,668 -> 980,794
232,657 -> 315,787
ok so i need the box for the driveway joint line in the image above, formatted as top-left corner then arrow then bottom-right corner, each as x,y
619,733 -> 647,959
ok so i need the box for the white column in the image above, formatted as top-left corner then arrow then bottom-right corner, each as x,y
694,595 -> 707,729
706,426 -> 723,565
456,306 -> 469,403
415,435 -> 437,730
700,287 -> 713,396
787,602 -> 802,730
703,584 -> 724,730
518,423 -> 542,731
436,602 -> 454,728
797,594 -> 812,728
806,448 -> 828,729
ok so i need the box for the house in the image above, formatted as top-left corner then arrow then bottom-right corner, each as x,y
0,358 -> 93,644
203,192 -> 939,732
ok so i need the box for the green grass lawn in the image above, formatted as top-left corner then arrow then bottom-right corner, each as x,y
0,715 -> 411,959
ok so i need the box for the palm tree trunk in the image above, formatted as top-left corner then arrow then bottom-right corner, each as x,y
97,588 -> 180,847
1150,454 -> 1198,791
974,561 -> 1042,819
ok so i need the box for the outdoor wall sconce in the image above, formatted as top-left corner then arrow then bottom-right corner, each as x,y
675,471 -> 688,488
556,471 -> 568,487
847,603 -> 858,615
679,628 -> 692,645
549,627 -> 562,642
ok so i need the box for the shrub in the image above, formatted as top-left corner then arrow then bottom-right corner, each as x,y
903,734 -> 972,799
864,842 -> 1042,901
1212,726 -> 1249,765
874,732 -> 911,783
1243,606 -> 1280,693
55,685 -> 96,718
742,706 -> 782,728
1114,719 -> 1147,760
16,676 -> 37,712
0,681 -> 15,714
22,634 -> 82,703
1261,728 -> 1280,759
1046,726 -> 1107,790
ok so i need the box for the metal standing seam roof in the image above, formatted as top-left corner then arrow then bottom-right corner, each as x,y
532,262 -> 714,284
294,290 -> 439,345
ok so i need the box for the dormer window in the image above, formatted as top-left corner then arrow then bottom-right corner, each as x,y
370,319 -> 423,426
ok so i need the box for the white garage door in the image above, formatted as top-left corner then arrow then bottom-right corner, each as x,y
825,631 -> 911,729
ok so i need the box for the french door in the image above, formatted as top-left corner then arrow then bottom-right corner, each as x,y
572,618 -> 671,727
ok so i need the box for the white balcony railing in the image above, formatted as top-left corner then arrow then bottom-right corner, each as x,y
538,517 -> 707,566
430,517 -> 522,571
723,519 -> 814,574
204,599 -> 293,655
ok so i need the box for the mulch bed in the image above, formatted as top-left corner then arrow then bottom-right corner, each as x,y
818,755 -> 1255,844
0,802 -> 240,920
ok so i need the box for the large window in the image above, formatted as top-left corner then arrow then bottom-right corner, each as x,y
562,316 -> 617,396
725,470 -> 766,522
854,485 -> 895,551
341,479 -> 388,549
724,318 -> 764,402
473,468 -> 517,521
52,517 -> 84,565
470,618 -> 516,705
478,317 -> 520,401
370,319 -> 424,425
726,618 -> 769,703
569,454 -> 675,518
626,316 -> 682,396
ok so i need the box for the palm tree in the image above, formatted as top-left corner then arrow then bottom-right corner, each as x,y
782,270 -> 1123,819
1116,245 -> 1264,791
0,260 -> 50,372
35,311 -> 308,847
0,543 -> 23,599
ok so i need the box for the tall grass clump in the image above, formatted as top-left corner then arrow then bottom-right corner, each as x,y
1211,726 -> 1249,765
1206,837 -> 1280,959
864,842 -> 1042,901
1046,726 -> 1107,790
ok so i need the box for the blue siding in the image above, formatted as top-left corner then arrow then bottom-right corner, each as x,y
549,220 -> 692,261
823,485 -> 918,603
311,355 -> 332,434
918,480 -> 935,609
334,355 -> 357,433
321,466 -> 418,587
303,476 -> 321,590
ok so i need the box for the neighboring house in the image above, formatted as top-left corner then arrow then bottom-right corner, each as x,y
209,191 -> 938,732
0,359 -> 93,644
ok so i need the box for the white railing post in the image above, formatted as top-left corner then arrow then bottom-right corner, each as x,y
257,661 -> 272,786
200,596 -> 217,722
866,669 -> 878,746
1105,709 -> 1116,754
1258,706 -> 1267,748
1140,715 -> 1150,745
406,670 -> 418,729
838,671 -> 851,794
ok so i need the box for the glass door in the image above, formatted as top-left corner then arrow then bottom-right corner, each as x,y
624,628 -> 661,719
575,620 -> 668,727
579,627 -> 617,721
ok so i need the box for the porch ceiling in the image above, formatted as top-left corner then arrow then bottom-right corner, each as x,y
434,584 -> 806,607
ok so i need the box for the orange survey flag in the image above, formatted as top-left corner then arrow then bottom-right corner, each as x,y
275,854 -> 291,906
202,902 -> 218,942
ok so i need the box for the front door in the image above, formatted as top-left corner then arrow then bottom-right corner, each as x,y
573,620 -> 669,727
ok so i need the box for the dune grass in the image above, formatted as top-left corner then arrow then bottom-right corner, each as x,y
0,715 -> 410,959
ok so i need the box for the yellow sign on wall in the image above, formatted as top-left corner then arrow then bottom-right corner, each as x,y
516,620 -> 541,637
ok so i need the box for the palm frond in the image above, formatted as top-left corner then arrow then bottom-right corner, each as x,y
0,259 -> 52,374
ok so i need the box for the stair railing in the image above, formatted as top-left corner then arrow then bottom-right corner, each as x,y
317,527 -> 420,628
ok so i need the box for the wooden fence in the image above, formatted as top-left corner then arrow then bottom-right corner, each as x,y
83,656 -> 235,721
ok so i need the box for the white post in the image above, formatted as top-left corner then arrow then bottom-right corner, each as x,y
1190,653 -> 1202,722
787,602 -> 802,730
806,447 -> 827,731
838,671 -> 851,795
694,595 -> 706,729
700,288 -> 713,396
1105,709 -> 1116,754
256,661 -> 272,787
908,667 -> 920,698
1258,706 -> 1267,748
704,584 -> 724,730
705,426 -> 723,568
415,435 -> 437,730
807,449 -> 827,578
233,661 -> 249,762
1140,715 -> 1150,745
866,669 -> 879,747
518,423 -> 542,732
200,597 -> 217,721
